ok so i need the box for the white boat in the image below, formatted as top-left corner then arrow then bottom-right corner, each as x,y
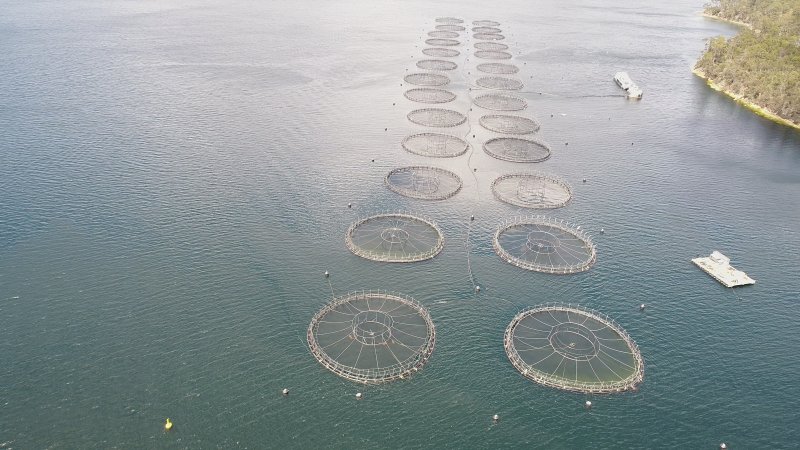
614,71 -> 643,99
691,251 -> 755,288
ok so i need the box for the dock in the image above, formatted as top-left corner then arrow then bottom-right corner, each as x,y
692,251 -> 755,288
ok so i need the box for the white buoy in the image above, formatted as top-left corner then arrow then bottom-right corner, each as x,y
470,215 -> 475,221
492,414 -> 500,422
355,392 -> 363,400
720,444 -> 727,449
348,203 -> 352,208
475,286 -> 481,292
600,228 -> 605,234
585,400 -> 592,409
583,178 -> 587,183
640,303 -> 645,311
325,271 -> 329,278
282,388 -> 289,396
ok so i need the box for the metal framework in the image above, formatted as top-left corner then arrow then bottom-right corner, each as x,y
473,94 -> 527,111
346,213 -> 444,263
476,76 -> 523,90
402,133 -> 469,158
404,72 -> 450,87
475,50 -> 512,60
405,88 -> 456,104
308,290 -> 436,384
493,216 -> 596,274
480,115 -> 539,134
416,59 -> 458,71
483,137 -> 551,163
385,166 -> 463,200
423,47 -> 460,57
504,304 -> 644,393
492,173 -> 572,209
477,62 -> 518,74
408,108 -> 467,128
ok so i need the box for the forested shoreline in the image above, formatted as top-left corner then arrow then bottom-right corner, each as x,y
694,0 -> 799,127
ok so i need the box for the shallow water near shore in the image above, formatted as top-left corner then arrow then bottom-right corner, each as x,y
1,0 -> 799,448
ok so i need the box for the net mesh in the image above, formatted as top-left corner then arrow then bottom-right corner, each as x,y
308,290 -> 436,384
346,213 -> 444,263
480,115 -> 540,134
475,50 -> 512,60
416,59 -> 458,71
504,304 -> 644,393
493,216 -> 596,274
476,76 -> 523,90
408,108 -> 467,127
477,63 -> 519,74
473,94 -> 527,111
428,30 -> 460,39
423,47 -> 460,57
405,88 -> 457,104
386,166 -> 463,200
474,42 -> 509,51
402,133 -> 469,158
404,72 -> 450,87
483,137 -> 551,163
474,33 -> 505,41
426,38 -> 460,47
492,173 -> 572,209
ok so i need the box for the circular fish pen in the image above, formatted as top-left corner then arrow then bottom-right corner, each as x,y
476,76 -> 523,90
426,38 -> 460,47
405,88 -> 457,104
483,137 -> 551,163
423,47 -> 460,57
346,213 -> 444,263
492,173 -> 572,209
408,108 -> 467,128
472,26 -> 502,34
475,50 -> 512,60
493,216 -> 596,274
416,59 -> 458,71
435,24 -> 465,32
404,72 -> 450,87
480,115 -> 540,134
475,42 -> 509,51
385,166 -> 463,200
473,20 -> 500,27
436,17 -> 463,24
402,133 -> 469,158
308,290 -> 436,384
504,304 -> 643,393
477,63 -> 519,74
428,30 -> 459,39
473,94 -> 527,111
474,33 -> 505,40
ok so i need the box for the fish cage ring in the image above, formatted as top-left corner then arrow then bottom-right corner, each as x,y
402,133 -> 469,158
504,304 -> 644,393
474,42 -> 509,51
416,59 -> 458,71
493,216 -> 596,274
492,173 -> 572,208
477,63 -> 519,74
408,108 -> 467,128
480,115 -> 540,134
346,213 -> 444,263
405,88 -> 457,104
483,137 -> 551,163
422,47 -> 460,57
476,76 -> 523,90
473,94 -> 527,111
475,51 -> 512,60
308,290 -> 436,384
404,72 -> 450,87
385,166 -> 462,200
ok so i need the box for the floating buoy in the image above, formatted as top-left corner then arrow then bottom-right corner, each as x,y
384,128 -> 388,131
640,303 -> 645,311
282,388 -> 289,396
347,203 -> 352,208
371,159 -> 375,162
355,392 -> 363,400
492,414 -> 500,422
583,178 -> 587,183
720,444 -> 727,450
164,418 -> 173,431
325,271 -> 329,277
585,400 -> 592,409
600,228 -> 605,234
475,286 -> 481,292
473,168 -> 477,172
470,215 -> 475,221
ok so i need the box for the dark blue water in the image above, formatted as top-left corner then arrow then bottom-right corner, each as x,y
2,0 -> 799,448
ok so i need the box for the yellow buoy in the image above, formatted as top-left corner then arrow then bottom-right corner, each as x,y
164,418 -> 173,431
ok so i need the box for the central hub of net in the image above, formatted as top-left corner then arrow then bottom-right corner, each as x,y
381,227 -> 410,249
411,170 -> 441,194
352,310 -> 394,345
526,230 -> 559,253
548,322 -> 600,361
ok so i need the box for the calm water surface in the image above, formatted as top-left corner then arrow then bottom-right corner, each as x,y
1,0 -> 799,448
